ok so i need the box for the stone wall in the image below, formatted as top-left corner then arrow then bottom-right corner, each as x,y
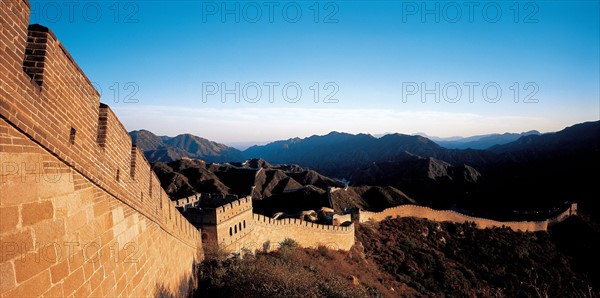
0,1 -> 202,296
358,204 -> 577,232
243,214 -> 355,252
180,195 -> 355,253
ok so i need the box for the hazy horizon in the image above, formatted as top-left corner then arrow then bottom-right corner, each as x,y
29,0 -> 600,143
131,118 -> 596,150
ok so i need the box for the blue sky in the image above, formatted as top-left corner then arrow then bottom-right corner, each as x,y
27,0 -> 599,146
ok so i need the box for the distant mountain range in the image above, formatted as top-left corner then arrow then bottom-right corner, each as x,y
427,130 -> 541,149
131,121 -> 600,217
130,129 -> 543,164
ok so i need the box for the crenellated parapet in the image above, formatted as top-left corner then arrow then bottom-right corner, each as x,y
0,1 -> 198,246
249,213 -> 355,251
253,214 -> 354,233
1,1 -> 201,296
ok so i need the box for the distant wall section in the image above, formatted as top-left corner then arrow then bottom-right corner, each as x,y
358,204 -> 578,232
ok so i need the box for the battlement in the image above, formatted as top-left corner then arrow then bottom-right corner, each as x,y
175,194 -> 201,208
248,213 -> 355,251
0,4 -> 198,243
253,214 -> 354,233
177,195 -> 252,226
358,203 -> 578,232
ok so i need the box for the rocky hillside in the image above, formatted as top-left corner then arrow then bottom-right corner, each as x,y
153,158 -> 417,216
350,154 -> 481,208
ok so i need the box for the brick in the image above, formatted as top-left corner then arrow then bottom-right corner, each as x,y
21,200 -> 53,226
3,269 -> 51,298
0,229 -> 34,262
67,250 -> 84,274
89,285 -> 103,298
66,209 -> 88,234
14,246 -> 57,283
62,267 -> 84,296
73,281 -> 91,298
0,136 -> 13,144
100,229 -> 114,247
0,173 -> 39,206
100,272 -> 116,297
131,267 -> 144,287
0,261 -> 16,293
82,258 -> 95,280
32,218 -> 65,247
77,222 -> 98,246
93,199 -> 110,217
49,259 -> 69,283
89,266 -> 105,292
115,274 -> 128,296
0,206 -> 19,234
42,283 -> 64,298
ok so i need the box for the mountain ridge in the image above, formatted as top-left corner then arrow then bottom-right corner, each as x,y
130,129 -> 244,162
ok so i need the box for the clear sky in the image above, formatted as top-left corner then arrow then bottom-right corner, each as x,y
27,0 -> 600,146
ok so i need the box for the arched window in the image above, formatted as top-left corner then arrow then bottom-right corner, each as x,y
243,220 -> 246,229
234,225 -> 237,234
239,222 -> 242,231
229,227 -> 232,236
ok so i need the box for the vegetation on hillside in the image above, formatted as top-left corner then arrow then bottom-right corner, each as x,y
193,239 -> 402,297
188,217 -> 598,297
357,217 -> 597,297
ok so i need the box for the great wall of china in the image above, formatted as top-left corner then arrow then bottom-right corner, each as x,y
358,203 -> 578,232
0,2 -> 354,296
0,1 -> 579,297
175,194 -> 355,253
0,1 -> 202,296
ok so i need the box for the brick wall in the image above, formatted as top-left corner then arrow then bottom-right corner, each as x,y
1,0 -> 202,296
358,204 -> 577,232
0,119 -> 201,296
180,195 -> 355,253
246,214 -> 355,252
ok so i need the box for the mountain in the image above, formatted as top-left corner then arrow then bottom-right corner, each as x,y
242,121 -> 600,218
129,130 -> 244,162
130,129 -> 164,151
140,121 -> 599,218
433,130 -> 541,149
350,155 -> 481,208
152,158 -> 417,216
243,131 -> 492,179
460,121 -> 600,217
489,122 -> 598,156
